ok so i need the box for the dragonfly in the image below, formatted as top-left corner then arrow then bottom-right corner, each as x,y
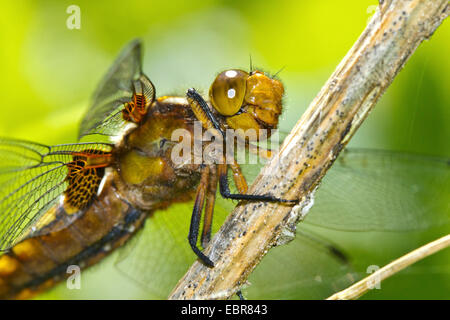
0,40 -> 448,299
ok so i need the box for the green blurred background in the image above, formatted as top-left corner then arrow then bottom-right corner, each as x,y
0,0 -> 448,299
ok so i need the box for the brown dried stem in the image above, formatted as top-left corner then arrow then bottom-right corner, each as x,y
169,0 -> 449,300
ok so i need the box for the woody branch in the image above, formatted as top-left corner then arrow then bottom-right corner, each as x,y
169,0 -> 449,299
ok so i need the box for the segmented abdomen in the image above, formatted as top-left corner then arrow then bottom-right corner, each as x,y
0,175 -> 146,299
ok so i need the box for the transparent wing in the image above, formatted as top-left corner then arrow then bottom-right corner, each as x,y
115,202 -> 207,298
305,149 -> 449,231
240,148 -> 449,231
245,229 -> 358,299
78,39 -> 155,139
0,138 -> 112,250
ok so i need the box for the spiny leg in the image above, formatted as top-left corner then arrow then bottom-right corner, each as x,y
186,88 -> 225,135
201,165 -> 218,249
218,163 -> 295,203
196,165 -> 247,298
188,165 -> 214,267
230,160 -> 248,194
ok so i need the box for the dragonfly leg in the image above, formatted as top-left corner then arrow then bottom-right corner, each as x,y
186,88 -> 225,136
218,164 -> 296,203
229,160 -> 248,194
189,165 -> 215,267
236,290 -> 245,300
201,165 -> 218,248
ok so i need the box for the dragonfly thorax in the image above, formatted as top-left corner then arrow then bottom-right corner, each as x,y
114,98 -> 202,211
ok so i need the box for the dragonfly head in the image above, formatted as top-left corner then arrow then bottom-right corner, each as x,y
209,69 -> 284,140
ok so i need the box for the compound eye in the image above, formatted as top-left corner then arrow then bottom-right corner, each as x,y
209,69 -> 248,116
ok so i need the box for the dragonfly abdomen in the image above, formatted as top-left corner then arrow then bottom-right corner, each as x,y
0,174 -> 147,299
